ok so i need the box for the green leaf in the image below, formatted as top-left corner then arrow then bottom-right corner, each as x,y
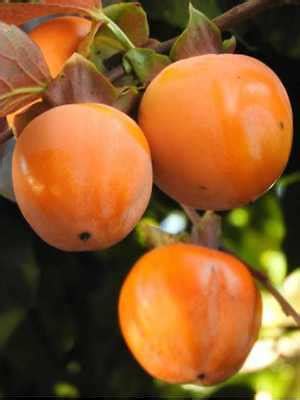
222,35 -> 236,53
89,35 -> 125,73
124,48 -> 171,85
89,3 -> 150,74
170,4 -> 223,61
103,2 -> 149,47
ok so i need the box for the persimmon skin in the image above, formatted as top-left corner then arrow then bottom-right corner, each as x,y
29,16 -> 91,77
12,104 -> 153,252
138,54 -> 293,210
119,243 -> 262,385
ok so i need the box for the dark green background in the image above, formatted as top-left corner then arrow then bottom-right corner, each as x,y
0,0 -> 299,397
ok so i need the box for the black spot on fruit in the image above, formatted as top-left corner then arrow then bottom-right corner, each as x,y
279,121 -> 284,130
79,232 -> 91,241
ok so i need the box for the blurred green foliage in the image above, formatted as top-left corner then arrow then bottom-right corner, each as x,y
1,0 -> 300,398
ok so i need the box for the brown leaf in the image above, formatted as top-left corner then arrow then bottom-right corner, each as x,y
44,53 -> 118,107
0,1 -> 101,26
0,118 -> 12,145
0,22 -> 51,117
44,0 -> 100,6
114,86 -> 141,114
144,38 -> 161,50
14,101 -> 50,137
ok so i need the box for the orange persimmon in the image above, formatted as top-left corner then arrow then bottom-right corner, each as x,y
119,243 -> 262,385
138,54 -> 293,210
12,103 -> 153,251
29,16 -> 91,77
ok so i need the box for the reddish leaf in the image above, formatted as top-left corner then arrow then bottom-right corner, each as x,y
103,2 -> 149,47
170,4 -> 223,61
0,1 -> 101,26
0,22 -> 51,117
44,53 -> 118,107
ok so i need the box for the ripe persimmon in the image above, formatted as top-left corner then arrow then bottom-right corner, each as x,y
12,104 -> 153,251
29,16 -> 91,77
138,54 -> 293,210
119,243 -> 262,385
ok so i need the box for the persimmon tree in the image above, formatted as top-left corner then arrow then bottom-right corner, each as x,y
0,0 -> 299,397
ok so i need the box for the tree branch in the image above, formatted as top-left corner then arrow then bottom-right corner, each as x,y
182,206 -> 300,327
250,267 -> 300,326
108,0 -> 300,82
155,0 -> 300,53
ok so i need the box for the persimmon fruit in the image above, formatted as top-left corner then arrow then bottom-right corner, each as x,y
138,54 -> 293,210
29,16 -> 91,77
119,243 -> 262,385
12,103 -> 153,251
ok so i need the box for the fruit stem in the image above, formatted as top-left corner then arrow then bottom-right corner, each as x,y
181,206 -> 221,249
182,206 -> 300,327
181,205 -> 201,226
